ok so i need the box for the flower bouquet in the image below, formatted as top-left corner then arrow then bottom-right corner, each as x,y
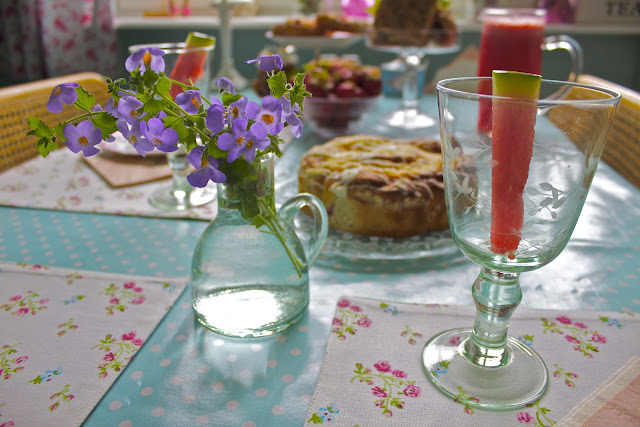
27,33 -> 329,337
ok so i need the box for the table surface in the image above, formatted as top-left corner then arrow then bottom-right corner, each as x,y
1,96 -> 639,426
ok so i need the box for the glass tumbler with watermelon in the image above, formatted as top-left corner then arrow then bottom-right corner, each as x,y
128,34 -> 216,211
421,73 -> 620,409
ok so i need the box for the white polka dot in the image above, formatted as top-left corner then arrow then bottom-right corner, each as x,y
212,382 -> 224,391
150,345 -> 161,352
130,371 -> 143,380
181,301 -> 191,308
196,415 -> 209,425
171,376 -> 183,385
183,394 -> 195,403
267,360 -> 278,368
272,405 -> 285,415
633,299 -> 640,305
199,364 -> 211,372
213,339 -> 225,347
239,369 -> 252,378
176,334 -> 187,342
141,387 -> 153,396
160,359 -> 172,367
307,363 -> 320,372
226,354 -> 237,362
119,421 -> 132,427
276,335 -> 286,342
250,344 -> 262,352
226,400 -> 239,410
188,349 -> 199,358
608,288 -> 619,294
255,388 -> 268,397
300,394 -> 312,403
152,407 -> 164,417
166,322 -> 177,329
243,422 -> 257,427
297,325 -> 308,332
290,348 -> 302,356
282,374 -> 294,383
109,400 -> 122,411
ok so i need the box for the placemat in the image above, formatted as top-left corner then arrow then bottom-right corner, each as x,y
0,149 -> 216,220
305,296 -> 640,426
82,151 -> 172,188
0,262 -> 188,426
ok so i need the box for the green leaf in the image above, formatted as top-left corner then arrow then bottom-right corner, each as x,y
27,116 -> 54,138
92,112 -> 118,140
75,86 -> 96,111
144,98 -> 164,117
267,71 -> 288,98
156,76 -> 172,96
221,93 -> 242,107
142,70 -> 160,89
36,137 -> 58,158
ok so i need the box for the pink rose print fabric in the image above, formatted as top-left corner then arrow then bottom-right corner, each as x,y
0,261 -> 187,425
305,296 -> 640,426
0,0 -> 117,83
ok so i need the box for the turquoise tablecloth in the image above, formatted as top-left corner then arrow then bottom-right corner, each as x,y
1,97 -> 639,426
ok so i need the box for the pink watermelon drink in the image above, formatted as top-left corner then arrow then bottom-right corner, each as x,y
169,32 -> 215,99
477,9 -> 545,133
490,70 -> 541,256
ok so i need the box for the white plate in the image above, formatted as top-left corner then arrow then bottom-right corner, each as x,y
99,132 -> 165,157
265,31 -> 366,50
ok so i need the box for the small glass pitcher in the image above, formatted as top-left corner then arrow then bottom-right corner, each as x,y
190,153 -> 328,338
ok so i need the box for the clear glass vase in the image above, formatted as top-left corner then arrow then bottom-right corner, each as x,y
190,153 -> 329,338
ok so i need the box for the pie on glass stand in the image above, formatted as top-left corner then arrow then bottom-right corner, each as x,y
298,134 -> 449,238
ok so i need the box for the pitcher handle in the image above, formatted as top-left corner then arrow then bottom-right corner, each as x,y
278,193 -> 329,267
543,35 -> 584,81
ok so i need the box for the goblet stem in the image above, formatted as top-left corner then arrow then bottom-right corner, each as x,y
464,268 -> 522,368
400,53 -> 425,110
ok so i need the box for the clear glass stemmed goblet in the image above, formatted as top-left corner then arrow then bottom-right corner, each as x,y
422,77 -> 620,408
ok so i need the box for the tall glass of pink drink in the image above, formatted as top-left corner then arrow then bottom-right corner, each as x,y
477,9 -> 546,132
476,8 -> 583,133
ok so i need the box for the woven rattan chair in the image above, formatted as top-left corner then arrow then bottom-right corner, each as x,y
575,75 -> 640,189
0,72 -> 109,173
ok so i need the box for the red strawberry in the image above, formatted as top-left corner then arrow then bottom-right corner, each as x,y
335,81 -> 364,98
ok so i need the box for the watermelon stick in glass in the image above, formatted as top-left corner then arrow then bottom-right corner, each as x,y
422,74 -> 620,409
490,70 -> 541,257
169,32 -> 216,99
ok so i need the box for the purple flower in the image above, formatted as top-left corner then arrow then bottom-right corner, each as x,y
227,97 -> 260,124
117,120 -> 153,156
205,97 -> 226,134
241,122 -> 270,163
247,54 -> 283,73
47,83 -> 80,113
118,95 -> 146,125
255,96 -> 284,136
175,90 -> 202,114
186,146 -> 226,187
215,77 -> 235,94
63,121 -> 102,156
125,47 -> 166,73
217,119 -> 253,163
278,93 -> 300,116
284,112 -> 303,138
140,118 -> 178,152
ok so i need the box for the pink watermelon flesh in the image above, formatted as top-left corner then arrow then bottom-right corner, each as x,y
169,50 -> 208,99
490,98 -> 537,256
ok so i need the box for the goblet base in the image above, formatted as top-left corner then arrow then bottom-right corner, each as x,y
422,328 -> 548,410
380,108 -> 437,130
148,186 -> 216,211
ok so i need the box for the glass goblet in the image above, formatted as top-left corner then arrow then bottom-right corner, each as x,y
127,41 -> 216,211
422,77 -> 620,408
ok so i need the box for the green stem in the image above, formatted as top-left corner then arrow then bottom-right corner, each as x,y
257,200 -> 305,278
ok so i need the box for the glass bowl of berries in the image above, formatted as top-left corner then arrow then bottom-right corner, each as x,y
303,57 -> 382,137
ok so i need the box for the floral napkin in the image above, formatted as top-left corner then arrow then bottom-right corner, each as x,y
0,262 -> 188,426
0,149 -> 217,220
305,296 -> 640,426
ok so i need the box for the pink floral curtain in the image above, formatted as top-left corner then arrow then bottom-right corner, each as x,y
0,0 -> 118,84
